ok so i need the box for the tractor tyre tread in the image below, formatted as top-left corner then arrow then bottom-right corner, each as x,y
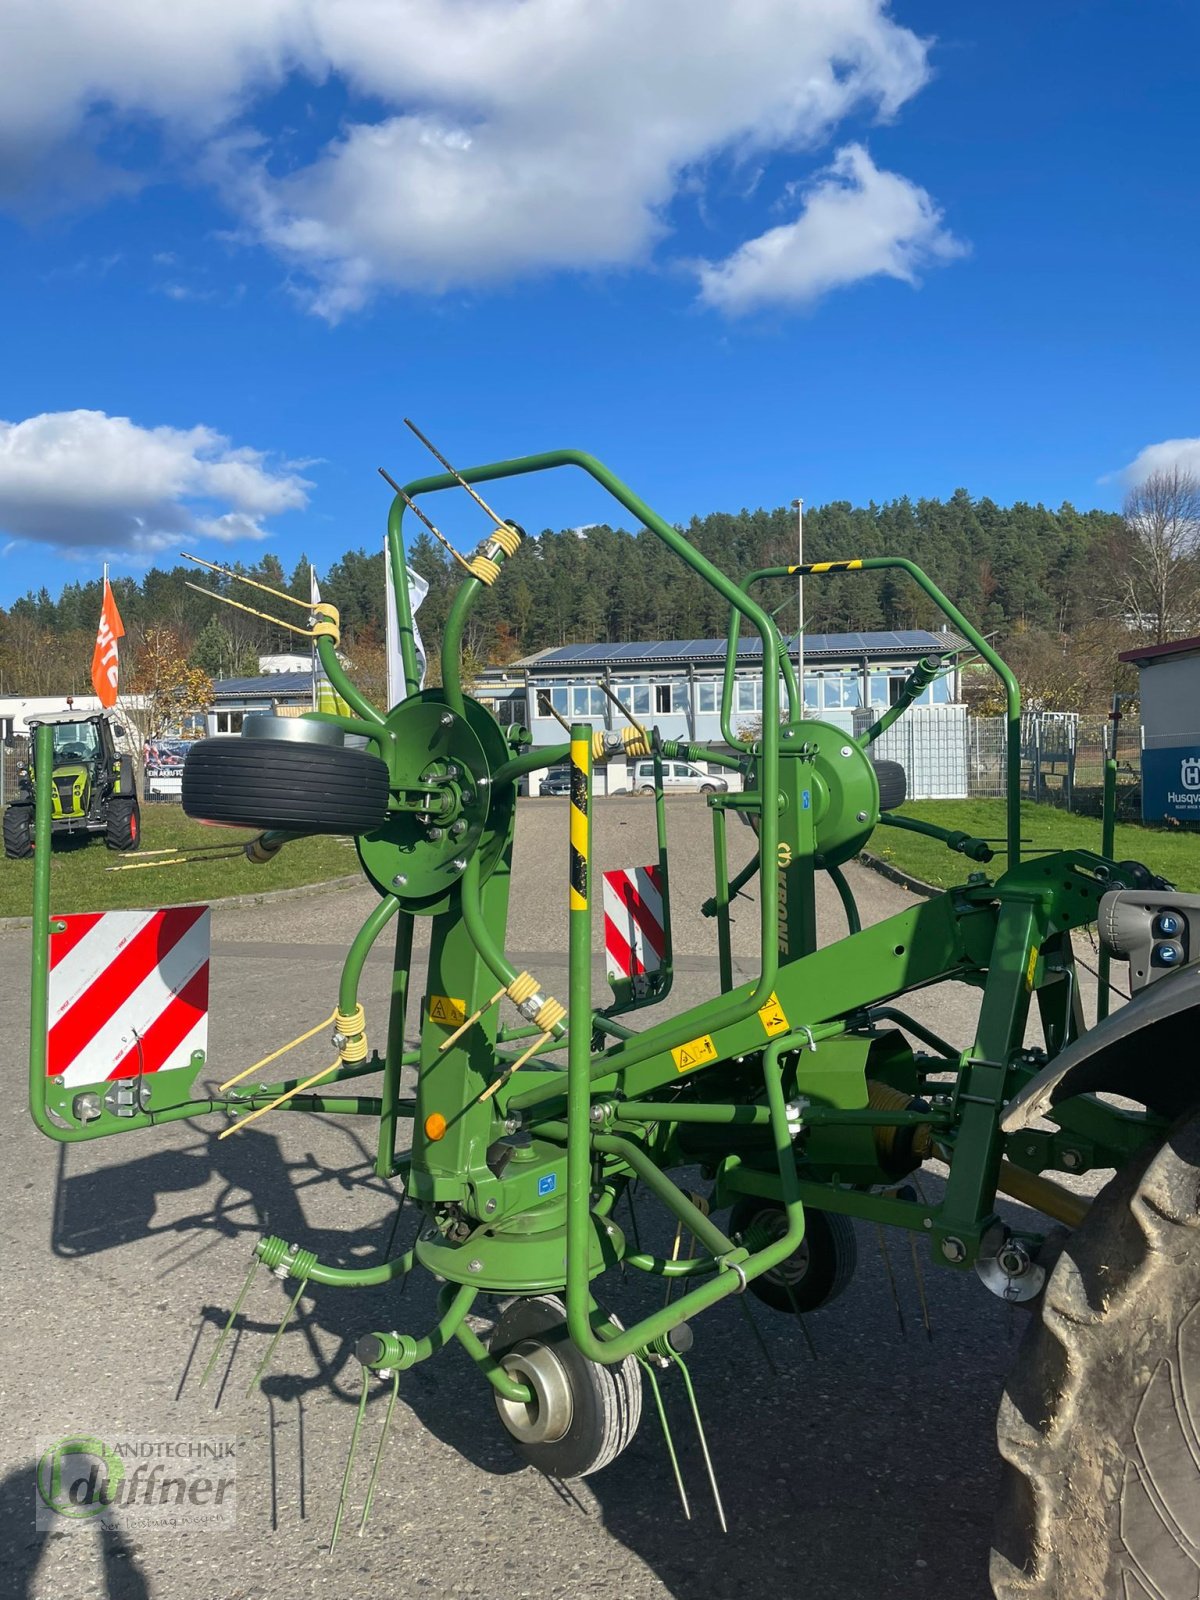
991,1107 -> 1200,1600
105,796 -> 141,851
3,803 -> 33,859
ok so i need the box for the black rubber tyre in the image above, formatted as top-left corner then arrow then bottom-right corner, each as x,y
105,796 -> 141,852
3,804 -> 33,859
490,1295 -> 642,1479
992,1109 -> 1200,1599
730,1197 -> 858,1313
872,758 -> 908,813
181,737 -> 390,834
636,785 -> 654,797
700,783 -> 717,793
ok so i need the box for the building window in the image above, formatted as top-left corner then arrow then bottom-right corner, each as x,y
617,683 -> 652,717
802,676 -> 819,710
570,685 -> 605,718
735,679 -> 761,714
654,684 -> 673,714
215,711 -> 245,734
696,681 -> 723,714
868,672 -> 890,708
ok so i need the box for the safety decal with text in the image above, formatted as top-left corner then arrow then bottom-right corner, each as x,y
428,994 -> 467,1025
672,1034 -> 718,1073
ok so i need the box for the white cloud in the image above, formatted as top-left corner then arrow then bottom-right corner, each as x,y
1120,437 -> 1200,485
0,2 -> 954,317
0,410 -> 310,555
696,143 -> 964,313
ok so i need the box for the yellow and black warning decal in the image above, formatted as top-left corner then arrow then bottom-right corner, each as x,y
671,1033 -> 718,1073
757,991 -> 791,1037
569,736 -> 589,912
429,994 -> 467,1025
789,559 -> 863,574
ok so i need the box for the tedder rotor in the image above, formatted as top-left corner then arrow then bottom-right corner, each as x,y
26,437 -> 1200,1597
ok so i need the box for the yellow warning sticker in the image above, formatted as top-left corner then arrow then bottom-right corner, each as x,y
672,1034 -> 718,1073
757,991 -> 791,1037
429,994 -> 467,1026
1024,947 -> 1039,992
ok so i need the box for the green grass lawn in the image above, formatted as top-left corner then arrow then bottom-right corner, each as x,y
868,799 -> 1200,892
0,804 -> 358,918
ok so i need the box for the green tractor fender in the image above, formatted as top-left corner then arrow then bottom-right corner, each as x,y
112,752 -> 134,796
1001,962 -> 1200,1131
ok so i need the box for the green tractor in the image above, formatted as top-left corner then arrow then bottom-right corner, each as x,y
3,709 -> 140,859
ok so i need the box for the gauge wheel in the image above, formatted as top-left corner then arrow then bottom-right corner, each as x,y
182,736 -> 389,834
992,1108 -> 1200,1600
490,1294 -> 642,1478
730,1196 -> 858,1313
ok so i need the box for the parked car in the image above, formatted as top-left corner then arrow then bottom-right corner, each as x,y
538,767 -> 572,797
630,759 -> 727,795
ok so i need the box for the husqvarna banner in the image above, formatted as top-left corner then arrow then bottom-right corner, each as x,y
1141,746 -> 1200,823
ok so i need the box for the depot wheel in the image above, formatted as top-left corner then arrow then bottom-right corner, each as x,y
730,1197 -> 857,1314
490,1295 -> 642,1478
182,733 -> 389,834
105,796 -> 141,851
992,1108 -> 1200,1600
3,804 -> 33,859
871,758 -> 907,813
636,785 -> 654,796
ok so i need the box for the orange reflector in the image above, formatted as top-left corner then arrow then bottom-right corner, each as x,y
424,1112 -> 447,1141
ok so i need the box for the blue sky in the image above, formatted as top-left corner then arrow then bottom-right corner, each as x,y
1,1 -> 1198,603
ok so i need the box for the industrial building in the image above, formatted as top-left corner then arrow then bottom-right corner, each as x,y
475,630 -> 965,795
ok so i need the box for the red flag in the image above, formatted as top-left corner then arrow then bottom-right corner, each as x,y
91,579 -> 125,708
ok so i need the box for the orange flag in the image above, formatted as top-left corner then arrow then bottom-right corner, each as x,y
91,578 -> 125,708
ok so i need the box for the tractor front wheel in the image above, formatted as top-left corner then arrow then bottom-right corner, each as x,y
992,1108 -> 1200,1600
105,797 -> 141,851
3,804 -> 33,859
490,1295 -> 642,1478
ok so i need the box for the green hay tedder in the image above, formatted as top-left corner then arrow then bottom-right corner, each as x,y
26,440 -> 1200,1598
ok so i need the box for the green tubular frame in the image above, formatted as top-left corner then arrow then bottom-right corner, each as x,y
26,436 -> 1178,1463
728,560 -> 1022,870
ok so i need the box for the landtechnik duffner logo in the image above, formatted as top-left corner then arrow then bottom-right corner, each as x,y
35,1434 -> 236,1531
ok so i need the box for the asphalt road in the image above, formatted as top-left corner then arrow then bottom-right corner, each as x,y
0,797 -> 1108,1600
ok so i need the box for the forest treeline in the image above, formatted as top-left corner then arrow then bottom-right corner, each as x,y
0,489 -> 1144,710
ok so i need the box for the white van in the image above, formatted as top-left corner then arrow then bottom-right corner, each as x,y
630,760 -> 728,795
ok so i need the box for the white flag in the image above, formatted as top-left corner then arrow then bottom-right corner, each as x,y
386,541 -> 428,709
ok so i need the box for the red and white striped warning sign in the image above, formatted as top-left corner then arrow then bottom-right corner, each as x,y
47,907 -> 210,1087
603,865 -> 665,987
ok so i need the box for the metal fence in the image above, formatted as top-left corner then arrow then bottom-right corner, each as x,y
946,712 -> 1141,816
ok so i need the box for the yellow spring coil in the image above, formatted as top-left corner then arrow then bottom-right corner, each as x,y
533,997 -> 566,1032
507,971 -> 539,1006
468,555 -> 501,586
621,725 -> 652,757
491,523 -> 523,557
592,729 -> 607,760
335,1004 -> 368,1063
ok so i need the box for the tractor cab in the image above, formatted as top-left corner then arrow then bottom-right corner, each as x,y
3,710 -> 140,857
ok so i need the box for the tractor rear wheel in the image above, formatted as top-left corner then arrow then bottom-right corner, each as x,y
730,1197 -> 858,1313
3,804 -> 33,859
105,796 -> 141,851
490,1295 -> 642,1479
992,1108 -> 1200,1600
